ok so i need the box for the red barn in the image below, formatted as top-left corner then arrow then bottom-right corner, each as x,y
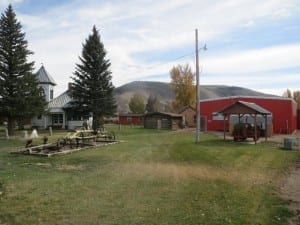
200,96 -> 297,134
118,113 -> 144,125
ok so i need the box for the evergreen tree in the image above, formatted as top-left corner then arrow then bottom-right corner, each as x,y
0,5 -> 46,135
71,26 -> 116,130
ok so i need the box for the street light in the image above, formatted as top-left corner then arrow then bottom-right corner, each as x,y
195,29 -> 207,144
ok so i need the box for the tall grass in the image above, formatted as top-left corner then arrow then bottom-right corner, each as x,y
0,125 -> 298,225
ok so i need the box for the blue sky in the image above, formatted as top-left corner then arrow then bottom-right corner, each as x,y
1,0 -> 300,97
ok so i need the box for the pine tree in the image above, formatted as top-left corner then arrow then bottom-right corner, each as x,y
0,5 -> 46,135
71,26 -> 116,130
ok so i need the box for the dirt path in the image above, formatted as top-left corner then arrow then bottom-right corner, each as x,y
281,160 -> 300,225
266,132 -> 300,224
260,133 -> 300,224
197,131 -> 300,223
214,131 -> 300,224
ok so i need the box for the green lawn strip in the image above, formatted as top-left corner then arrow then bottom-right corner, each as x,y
0,127 -> 299,225
0,163 -> 291,225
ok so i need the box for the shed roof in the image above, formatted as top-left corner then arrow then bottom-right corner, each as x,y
177,105 -> 196,114
218,101 -> 271,115
145,112 -> 183,118
36,65 -> 56,85
119,113 -> 144,117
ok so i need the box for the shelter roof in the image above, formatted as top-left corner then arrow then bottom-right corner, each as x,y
218,101 -> 271,115
36,65 -> 57,85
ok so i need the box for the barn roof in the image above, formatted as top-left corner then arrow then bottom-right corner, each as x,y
218,101 -> 271,115
36,65 -> 57,85
200,95 -> 295,103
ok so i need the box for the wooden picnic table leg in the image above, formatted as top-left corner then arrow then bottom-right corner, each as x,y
76,138 -> 79,148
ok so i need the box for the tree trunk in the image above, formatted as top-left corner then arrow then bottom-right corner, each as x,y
18,119 -> 25,130
92,114 -> 104,131
92,114 -> 100,131
7,117 -> 15,136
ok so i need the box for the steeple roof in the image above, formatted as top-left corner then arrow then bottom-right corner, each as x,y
36,65 -> 57,85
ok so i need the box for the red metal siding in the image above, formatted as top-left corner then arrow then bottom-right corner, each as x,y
119,115 -> 144,125
200,97 -> 297,134
297,109 -> 300,129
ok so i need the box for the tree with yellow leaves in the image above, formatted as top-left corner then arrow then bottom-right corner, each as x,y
128,92 -> 145,113
170,64 -> 196,111
283,89 -> 300,109
293,90 -> 300,109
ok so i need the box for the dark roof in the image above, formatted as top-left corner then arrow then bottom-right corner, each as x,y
145,112 -> 183,118
36,65 -> 56,85
119,113 -> 144,117
218,101 -> 271,115
177,105 -> 196,114
48,91 -> 72,109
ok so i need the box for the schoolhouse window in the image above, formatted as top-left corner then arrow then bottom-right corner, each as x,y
50,89 -> 54,100
39,88 -> 45,97
52,114 -> 63,124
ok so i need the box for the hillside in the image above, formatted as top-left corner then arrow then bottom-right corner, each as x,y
115,81 -> 276,112
115,81 -> 174,100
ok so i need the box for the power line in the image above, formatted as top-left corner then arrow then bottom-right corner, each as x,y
123,51 -> 195,75
144,51 -> 194,70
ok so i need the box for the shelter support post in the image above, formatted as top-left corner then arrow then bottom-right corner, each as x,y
264,114 -> 268,142
223,114 -> 227,140
254,114 -> 257,144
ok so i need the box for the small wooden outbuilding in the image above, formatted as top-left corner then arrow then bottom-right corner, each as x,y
144,112 -> 183,130
218,101 -> 272,143
118,113 -> 144,125
177,105 -> 196,127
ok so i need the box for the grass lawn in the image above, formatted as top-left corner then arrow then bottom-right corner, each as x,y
0,125 -> 299,225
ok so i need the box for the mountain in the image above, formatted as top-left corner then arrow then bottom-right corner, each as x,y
114,81 -> 277,112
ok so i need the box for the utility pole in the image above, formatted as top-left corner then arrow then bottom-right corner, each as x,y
195,29 -> 200,143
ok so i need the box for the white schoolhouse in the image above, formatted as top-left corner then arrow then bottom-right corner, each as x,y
31,65 -> 89,130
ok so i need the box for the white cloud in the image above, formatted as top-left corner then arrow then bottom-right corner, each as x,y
203,44 -> 300,74
1,0 -> 298,97
0,0 -> 23,7
202,72 -> 300,85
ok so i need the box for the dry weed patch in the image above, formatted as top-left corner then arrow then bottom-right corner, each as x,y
116,162 -> 269,186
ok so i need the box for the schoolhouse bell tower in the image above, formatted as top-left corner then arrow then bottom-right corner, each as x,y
36,65 -> 56,102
